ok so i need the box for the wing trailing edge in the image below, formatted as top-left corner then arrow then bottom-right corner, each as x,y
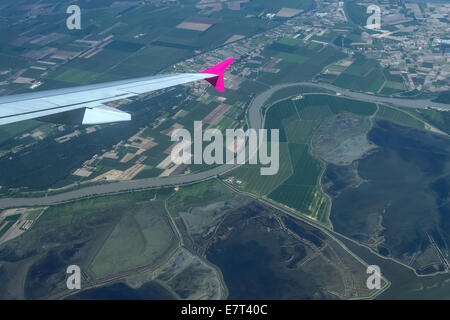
0,58 -> 235,126
37,104 -> 131,125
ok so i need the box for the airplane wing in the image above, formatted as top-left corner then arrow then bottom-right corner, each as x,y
0,58 -> 234,126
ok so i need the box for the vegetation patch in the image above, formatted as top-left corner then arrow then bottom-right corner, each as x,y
89,201 -> 176,279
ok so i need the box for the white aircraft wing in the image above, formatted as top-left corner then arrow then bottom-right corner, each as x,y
0,58 -> 234,126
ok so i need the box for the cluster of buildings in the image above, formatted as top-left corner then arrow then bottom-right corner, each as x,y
180,0 -> 449,94
1,0 -> 448,187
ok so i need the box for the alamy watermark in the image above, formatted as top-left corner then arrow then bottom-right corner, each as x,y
170,121 -> 279,176
66,5 -> 81,30
366,265 -> 381,290
366,5 -> 381,30
66,265 -> 81,290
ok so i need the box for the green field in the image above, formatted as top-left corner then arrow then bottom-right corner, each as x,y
259,39 -> 346,85
227,142 -> 293,196
283,143 -> 322,185
0,221 -> 15,238
0,120 -> 41,145
0,187 -> 178,299
264,85 -> 333,106
380,77 -> 407,95
40,189 -> 172,227
26,208 -> 45,221
270,185 -> 327,219
230,94 -> 378,224
52,68 -> 100,85
216,116 -> 237,130
277,37 -> 301,46
405,108 -> 450,135
295,94 -> 377,117
284,118 -> 318,144
269,143 -> 327,222
333,55 -> 387,93
230,96 -> 332,223
0,214 -> 20,238
167,179 -> 231,215
276,52 -> 310,64
384,80 -> 405,90
376,105 -> 425,130
89,201 -> 176,279
345,0 -> 369,26
297,104 -> 333,120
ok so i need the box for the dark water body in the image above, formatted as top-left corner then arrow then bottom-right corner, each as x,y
206,202 -> 333,300
25,249 -> 67,299
326,119 -> 450,269
335,233 -> 450,299
322,162 -> 361,197
67,281 -> 175,300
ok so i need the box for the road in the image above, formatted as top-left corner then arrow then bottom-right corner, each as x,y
247,82 -> 450,134
0,81 -> 448,209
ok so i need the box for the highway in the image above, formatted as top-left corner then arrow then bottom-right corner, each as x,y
0,81 -> 448,209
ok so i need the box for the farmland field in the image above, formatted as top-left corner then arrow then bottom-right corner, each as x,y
295,94 -> 377,117
284,118 -> 318,144
89,201 -> 176,279
231,94 -> 379,224
167,179 -> 232,214
226,143 -> 293,196
277,37 -> 301,46
52,68 -> 100,85
269,143 -> 327,222
0,188 -> 174,299
405,108 -> 450,135
276,52 -> 310,64
0,120 -> 42,145
26,208 -> 45,221
376,105 -> 425,130
333,55 -> 387,93
259,39 -> 346,85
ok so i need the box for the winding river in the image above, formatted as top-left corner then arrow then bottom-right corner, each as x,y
0,81 -> 448,209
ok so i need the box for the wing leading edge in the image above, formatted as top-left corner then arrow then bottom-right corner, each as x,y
0,58 -> 235,126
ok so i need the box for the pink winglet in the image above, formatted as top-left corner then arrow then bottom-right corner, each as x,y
201,58 -> 235,92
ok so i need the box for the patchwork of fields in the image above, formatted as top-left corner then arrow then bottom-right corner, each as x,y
89,201 -> 176,279
333,55 -> 384,93
230,94 -> 378,224
258,37 -> 346,85
331,55 -> 406,95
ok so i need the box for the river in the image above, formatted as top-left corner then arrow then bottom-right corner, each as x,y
0,81 -> 448,209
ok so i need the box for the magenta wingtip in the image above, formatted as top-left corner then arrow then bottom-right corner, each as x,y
201,58 -> 235,92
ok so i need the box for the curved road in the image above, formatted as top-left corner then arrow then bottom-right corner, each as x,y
0,82 -> 448,209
